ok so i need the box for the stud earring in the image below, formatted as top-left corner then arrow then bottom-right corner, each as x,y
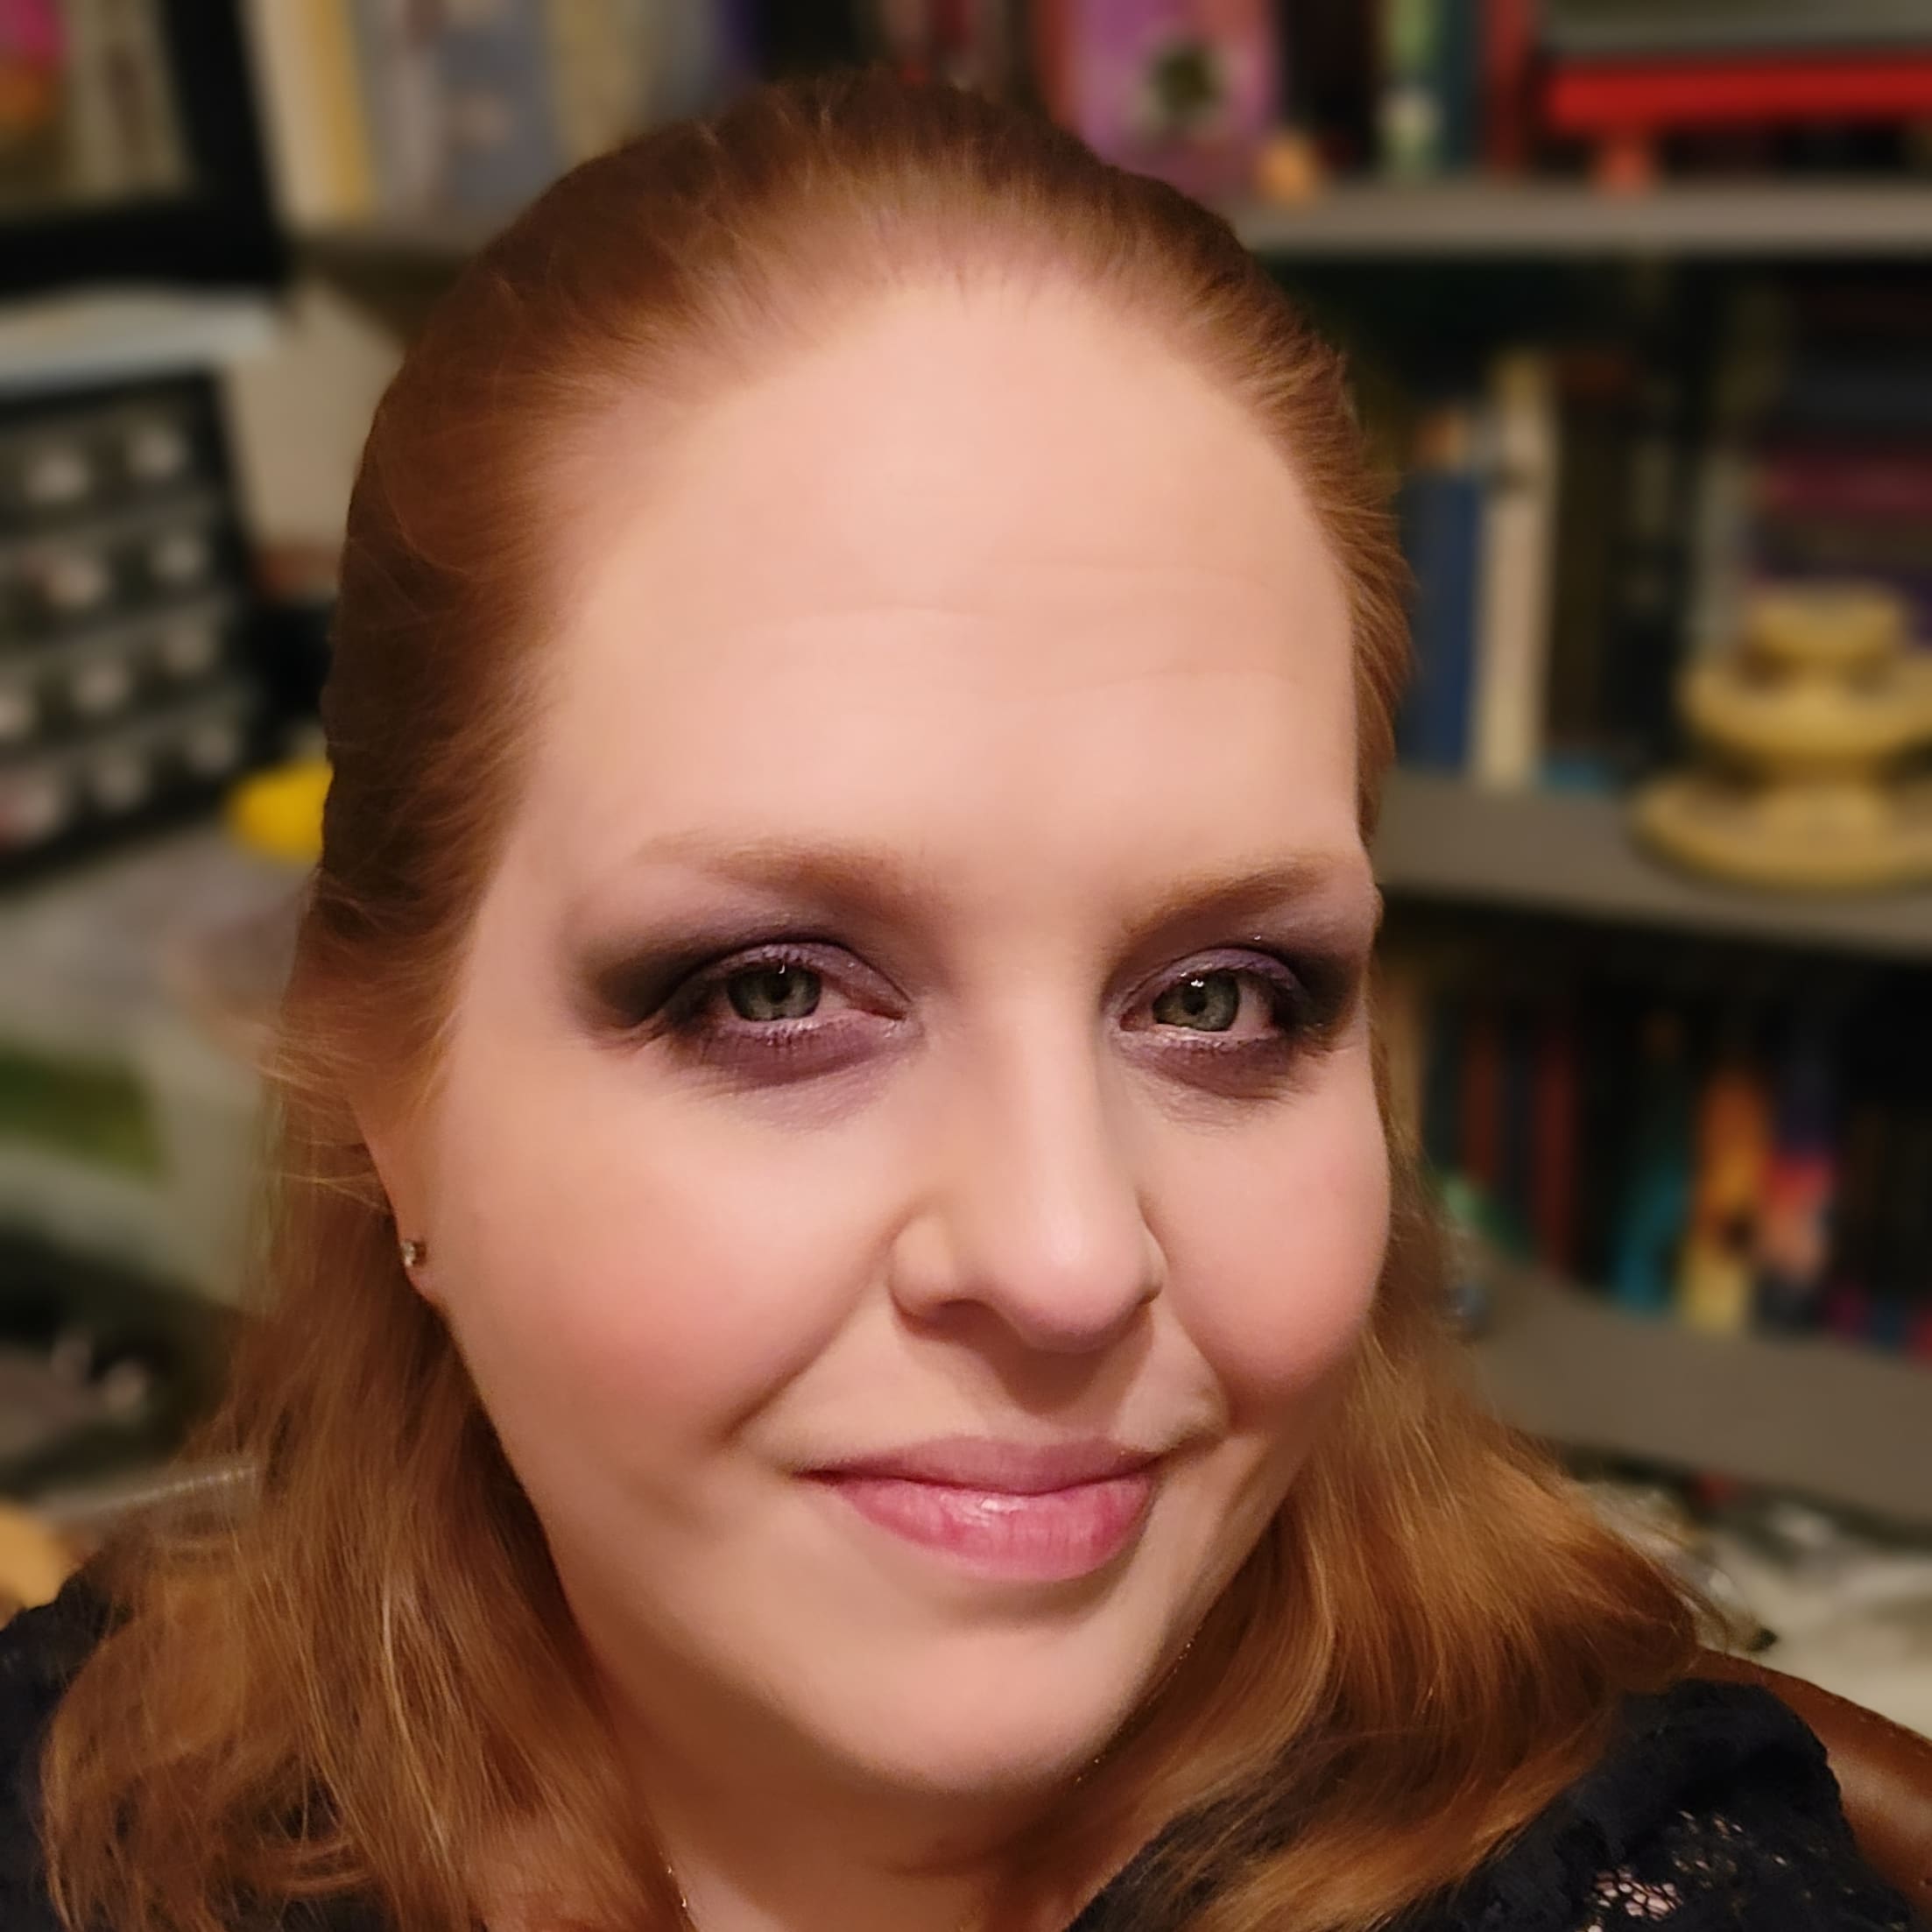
398,1237 -> 428,1270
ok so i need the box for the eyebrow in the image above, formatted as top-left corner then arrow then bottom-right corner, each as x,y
596,832 -> 1379,953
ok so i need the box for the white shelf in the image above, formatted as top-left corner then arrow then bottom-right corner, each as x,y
0,289 -> 277,398
1470,1261 -> 1932,1529
300,180 -> 1932,274
1230,179 -> 1932,258
1373,769 -> 1932,959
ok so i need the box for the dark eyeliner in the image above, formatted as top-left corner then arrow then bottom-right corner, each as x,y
574,927 -> 841,1034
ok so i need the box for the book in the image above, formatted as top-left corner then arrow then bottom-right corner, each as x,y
1768,360 -> 1932,440
1278,0 -> 1378,172
1495,997 -> 1538,1258
1544,53 -> 1932,140
1469,349 -> 1558,792
545,0 -> 656,164
1755,444 -> 1932,525
55,0 -> 187,201
1606,1007 -> 1693,1316
437,1 -> 565,215
1378,0 -> 1447,178
1677,1040 -> 1771,1335
1459,995 -> 1503,1202
1479,0 -> 1534,173
1529,1001 -> 1579,1274
1419,979 -> 1466,1179
1823,1101 -> 1886,1343
1543,0 -> 1932,59
242,0 -> 377,225
1542,350 -> 1635,786
1393,404 -> 1482,772
1755,1026 -> 1839,1333
1601,350 -> 1698,776
349,0 -> 442,215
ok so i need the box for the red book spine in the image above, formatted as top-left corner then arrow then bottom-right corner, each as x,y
1461,1004 -> 1503,1196
1531,1007 -> 1579,1273
1545,54 -> 1932,135
1482,0 -> 1536,172
1756,448 -> 1932,525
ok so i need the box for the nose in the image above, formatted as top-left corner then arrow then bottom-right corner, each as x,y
885,1016 -> 1167,1354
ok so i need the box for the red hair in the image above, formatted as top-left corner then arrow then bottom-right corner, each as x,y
41,70 -> 1695,1932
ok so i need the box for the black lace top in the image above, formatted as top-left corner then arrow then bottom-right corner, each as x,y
1,1576 -> 1920,1930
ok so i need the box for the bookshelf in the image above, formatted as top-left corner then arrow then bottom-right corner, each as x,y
1230,180 -> 1932,259
1374,769 -> 1932,960
300,215 -> 497,271
1470,1258 -> 1932,1530
298,180 -> 1932,274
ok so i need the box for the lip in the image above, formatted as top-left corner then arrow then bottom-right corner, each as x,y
801,1437 -> 1163,1583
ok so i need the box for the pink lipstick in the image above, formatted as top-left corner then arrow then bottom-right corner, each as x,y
802,1438 -> 1160,1582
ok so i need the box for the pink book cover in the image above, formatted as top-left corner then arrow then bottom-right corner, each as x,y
1037,0 -> 1279,200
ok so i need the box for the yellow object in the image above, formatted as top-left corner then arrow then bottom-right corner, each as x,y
1635,583 -> 1932,890
226,759 -> 330,866
1254,128 -> 1325,205
0,1503 -> 74,1614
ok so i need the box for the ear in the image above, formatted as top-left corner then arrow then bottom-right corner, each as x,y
348,1085 -> 441,1306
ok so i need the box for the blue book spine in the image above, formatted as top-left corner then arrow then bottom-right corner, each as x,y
436,5 -> 564,215
1394,445 -> 1482,771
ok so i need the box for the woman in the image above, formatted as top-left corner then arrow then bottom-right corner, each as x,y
0,71 -> 1916,1932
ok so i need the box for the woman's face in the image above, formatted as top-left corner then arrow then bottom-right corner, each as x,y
398,281 -> 1388,1816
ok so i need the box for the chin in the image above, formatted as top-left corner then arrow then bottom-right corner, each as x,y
795,1619 -> 1165,1802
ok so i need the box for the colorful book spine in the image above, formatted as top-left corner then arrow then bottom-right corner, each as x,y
1603,348 -> 1696,775
437,1 -> 565,214
243,0 -> 377,226
1544,53 -> 1932,137
546,0 -> 655,164
1459,998 -> 1504,1202
1677,1047 -> 1772,1335
1606,1009 -> 1693,1315
1542,351 -> 1635,787
1479,0 -> 1535,172
1755,444 -> 1932,525
349,0 -> 443,215
1753,1031 -> 1839,1333
1393,405 -> 1482,772
1378,0 -> 1447,177
1470,350 -> 1559,792
1529,1003 -> 1580,1274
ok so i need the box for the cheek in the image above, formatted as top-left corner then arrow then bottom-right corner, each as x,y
1167,1049 -> 1391,1416
420,1033 -> 901,1459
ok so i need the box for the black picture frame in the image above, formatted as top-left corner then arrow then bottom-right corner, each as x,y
0,0 -> 286,301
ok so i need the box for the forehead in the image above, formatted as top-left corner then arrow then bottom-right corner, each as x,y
510,279 -> 1361,906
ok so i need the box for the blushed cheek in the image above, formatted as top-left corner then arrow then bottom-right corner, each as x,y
1179,1075 -> 1391,1420
424,1075 -> 876,1467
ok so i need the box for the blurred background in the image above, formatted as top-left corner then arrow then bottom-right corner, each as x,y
1,0 -> 1929,1731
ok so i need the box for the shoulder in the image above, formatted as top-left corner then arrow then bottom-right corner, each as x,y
1417,1676 -> 1924,1931
0,1570 -> 116,1932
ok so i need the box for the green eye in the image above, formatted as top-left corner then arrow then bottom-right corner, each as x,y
1152,970 -> 1243,1033
725,962 -> 821,1022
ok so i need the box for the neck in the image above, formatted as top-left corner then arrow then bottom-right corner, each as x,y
597,1669 -> 1139,1932
630,1715 -> 1038,1932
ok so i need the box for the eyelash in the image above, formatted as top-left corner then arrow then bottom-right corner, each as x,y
648,940 -> 1344,1078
